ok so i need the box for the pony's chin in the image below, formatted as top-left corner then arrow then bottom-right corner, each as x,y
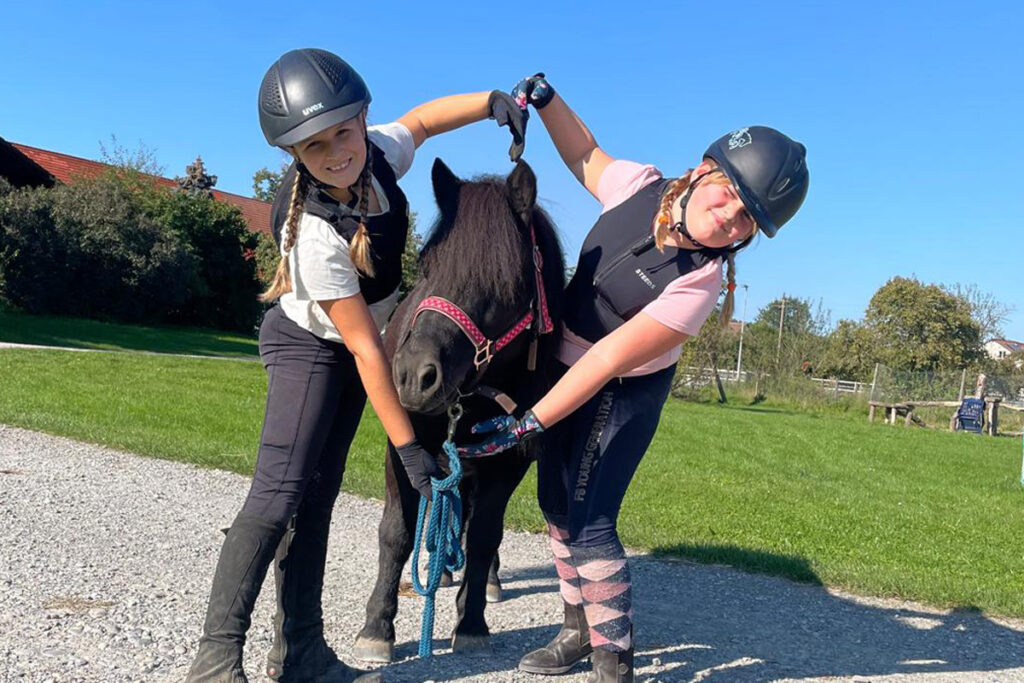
400,388 -> 461,417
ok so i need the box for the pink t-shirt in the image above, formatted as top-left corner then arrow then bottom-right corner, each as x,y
558,160 -> 723,376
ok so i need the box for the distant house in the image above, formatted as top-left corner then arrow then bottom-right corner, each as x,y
985,339 -> 1024,362
0,137 -> 271,236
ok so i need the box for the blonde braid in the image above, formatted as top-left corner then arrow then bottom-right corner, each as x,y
347,142 -> 375,277
719,252 -> 737,328
259,170 -> 307,302
654,171 -> 694,251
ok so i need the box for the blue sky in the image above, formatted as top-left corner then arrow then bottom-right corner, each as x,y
3,1 -> 1022,340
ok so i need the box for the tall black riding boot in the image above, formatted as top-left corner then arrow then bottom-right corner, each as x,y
588,646 -> 634,683
265,503 -> 380,683
186,513 -> 286,683
518,601 -> 592,674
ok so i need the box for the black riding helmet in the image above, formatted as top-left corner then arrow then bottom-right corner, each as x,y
703,126 -> 808,238
259,49 -> 371,148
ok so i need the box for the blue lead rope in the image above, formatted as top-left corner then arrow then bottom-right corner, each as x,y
410,437 -> 465,658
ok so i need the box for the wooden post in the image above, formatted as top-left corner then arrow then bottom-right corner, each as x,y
904,405 -> 913,426
870,363 -> 880,402
776,295 -> 786,367
709,352 -> 727,404
976,373 -> 987,398
869,404 -> 876,422
950,368 -> 967,431
987,399 -> 1000,436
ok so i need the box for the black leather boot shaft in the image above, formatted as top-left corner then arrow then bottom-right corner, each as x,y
588,647 -> 634,683
518,601 -> 592,675
186,513 -> 286,683
265,501 -> 381,683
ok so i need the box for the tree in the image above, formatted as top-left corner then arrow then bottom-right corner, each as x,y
98,135 -> 164,176
942,282 -> 1012,342
743,296 -> 829,373
401,224 -> 423,294
752,296 -> 816,336
252,159 -> 291,203
176,156 -> 218,198
817,319 -> 878,381
864,276 -> 982,371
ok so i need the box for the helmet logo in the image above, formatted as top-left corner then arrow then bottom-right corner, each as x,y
728,128 -> 752,150
302,102 -> 324,117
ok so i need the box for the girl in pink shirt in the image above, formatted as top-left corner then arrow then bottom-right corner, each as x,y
460,75 -> 809,682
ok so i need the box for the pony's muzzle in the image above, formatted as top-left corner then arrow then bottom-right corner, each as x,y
394,347 -> 448,414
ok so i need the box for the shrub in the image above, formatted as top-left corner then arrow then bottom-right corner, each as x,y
147,189 -> 261,332
0,169 -> 263,332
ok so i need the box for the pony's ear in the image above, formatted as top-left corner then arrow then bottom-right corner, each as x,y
431,158 -> 461,214
506,160 -> 537,225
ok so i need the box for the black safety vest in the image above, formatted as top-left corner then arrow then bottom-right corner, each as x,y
564,177 -> 725,343
272,143 -> 409,305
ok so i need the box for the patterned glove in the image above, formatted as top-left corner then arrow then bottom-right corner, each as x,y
396,438 -> 443,500
488,90 -> 529,162
457,409 -> 545,458
511,73 -> 555,110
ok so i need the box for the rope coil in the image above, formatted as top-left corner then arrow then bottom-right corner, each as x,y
410,406 -> 466,658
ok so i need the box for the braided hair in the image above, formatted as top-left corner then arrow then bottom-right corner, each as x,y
346,135 -> 375,277
259,169 -> 309,302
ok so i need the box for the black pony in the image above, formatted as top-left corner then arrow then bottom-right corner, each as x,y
354,159 -> 565,660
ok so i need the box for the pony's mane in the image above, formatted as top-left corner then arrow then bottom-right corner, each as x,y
420,174 -> 558,305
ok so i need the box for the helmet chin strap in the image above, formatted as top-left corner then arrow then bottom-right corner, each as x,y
669,169 -> 713,250
669,167 -> 751,254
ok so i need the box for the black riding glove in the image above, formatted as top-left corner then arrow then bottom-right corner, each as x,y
511,73 -> 555,110
488,90 -> 528,162
396,438 -> 443,500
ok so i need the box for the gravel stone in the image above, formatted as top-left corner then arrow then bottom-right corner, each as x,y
2,423 -> 1023,682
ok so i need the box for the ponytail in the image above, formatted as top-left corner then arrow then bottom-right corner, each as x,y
347,138 -> 375,277
259,170 -> 308,302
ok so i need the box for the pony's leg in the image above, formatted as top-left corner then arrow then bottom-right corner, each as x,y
452,459 -> 529,653
486,552 -> 502,603
354,444 -> 418,663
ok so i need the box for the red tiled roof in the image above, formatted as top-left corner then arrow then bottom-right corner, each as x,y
991,339 -> 1024,353
11,143 -> 272,236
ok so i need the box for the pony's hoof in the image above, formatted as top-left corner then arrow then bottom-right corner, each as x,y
451,633 -> 491,654
352,636 -> 394,663
440,570 -> 454,587
485,581 -> 503,603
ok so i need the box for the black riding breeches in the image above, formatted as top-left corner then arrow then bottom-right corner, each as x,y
537,363 -> 675,548
241,305 -> 367,525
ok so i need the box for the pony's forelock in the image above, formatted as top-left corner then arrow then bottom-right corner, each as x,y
421,175 -> 531,304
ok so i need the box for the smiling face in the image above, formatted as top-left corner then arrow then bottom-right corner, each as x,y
291,111 -> 367,193
679,161 -> 757,249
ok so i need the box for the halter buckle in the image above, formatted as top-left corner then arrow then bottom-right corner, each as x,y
473,342 -> 494,369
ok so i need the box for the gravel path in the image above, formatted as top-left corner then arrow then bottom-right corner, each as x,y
2,424 -> 1024,682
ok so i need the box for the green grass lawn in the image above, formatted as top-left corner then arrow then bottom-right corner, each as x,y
0,308 -> 259,358
2,347 -> 1023,617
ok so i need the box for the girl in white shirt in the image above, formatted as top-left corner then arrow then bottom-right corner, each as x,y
185,48 -> 527,683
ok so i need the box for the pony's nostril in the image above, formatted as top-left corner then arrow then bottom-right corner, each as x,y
417,364 -> 440,394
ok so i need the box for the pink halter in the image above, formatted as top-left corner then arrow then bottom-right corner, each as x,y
409,225 -> 554,377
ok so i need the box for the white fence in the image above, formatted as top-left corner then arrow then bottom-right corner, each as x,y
676,367 -> 870,395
